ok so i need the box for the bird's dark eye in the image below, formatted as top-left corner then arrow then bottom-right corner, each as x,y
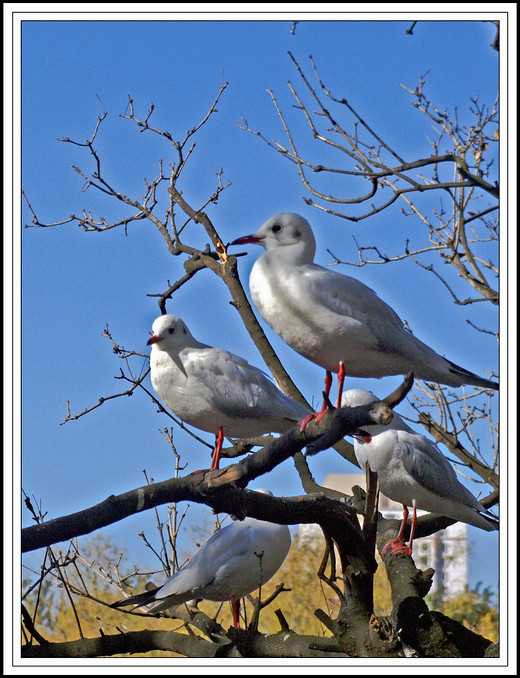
168,327 -> 175,334
272,224 -> 281,233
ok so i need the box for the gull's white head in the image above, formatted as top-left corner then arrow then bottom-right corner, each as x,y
254,488 -> 273,496
147,314 -> 194,352
341,388 -> 412,434
231,212 -> 316,262
341,388 -> 378,408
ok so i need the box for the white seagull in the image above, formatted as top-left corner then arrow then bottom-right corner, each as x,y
341,388 -> 498,556
231,212 -> 498,412
147,314 -> 310,469
112,489 -> 292,628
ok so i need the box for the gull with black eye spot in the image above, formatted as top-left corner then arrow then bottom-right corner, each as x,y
146,314 -> 311,470
230,212 -> 498,424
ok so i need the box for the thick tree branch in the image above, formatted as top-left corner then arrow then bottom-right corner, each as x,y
22,387 -> 403,554
21,627 -> 228,659
22,607 -> 493,660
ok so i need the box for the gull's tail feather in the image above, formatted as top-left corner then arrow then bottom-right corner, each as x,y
445,358 -> 499,391
111,586 -> 161,610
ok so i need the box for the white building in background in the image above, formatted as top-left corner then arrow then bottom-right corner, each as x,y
314,473 -> 469,599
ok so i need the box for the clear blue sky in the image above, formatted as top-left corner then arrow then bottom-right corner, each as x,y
13,11 -> 505,603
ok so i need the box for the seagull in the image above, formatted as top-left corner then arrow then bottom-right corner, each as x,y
112,489 -> 292,628
231,212 -> 498,413
146,314 -> 311,469
341,387 -> 498,556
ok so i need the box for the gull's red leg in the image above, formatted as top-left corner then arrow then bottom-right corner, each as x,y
335,361 -> 346,409
396,504 -> 409,542
230,595 -> 241,629
189,427 -> 224,475
322,370 -> 333,411
300,362 -> 346,431
407,502 -> 417,551
210,426 -> 224,470
382,504 -> 414,556
300,370 -> 333,431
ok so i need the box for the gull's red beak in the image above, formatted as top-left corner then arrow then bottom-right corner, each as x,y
147,335 -> 163,345
230,234 -> 263,246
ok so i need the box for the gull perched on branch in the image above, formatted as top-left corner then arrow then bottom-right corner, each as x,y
147,314 -> 310,469
231,212 -> 498,415
112,489 -> 292,628
342,388 -> 498,556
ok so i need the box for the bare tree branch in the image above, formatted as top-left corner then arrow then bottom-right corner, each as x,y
22,391 -> 400,555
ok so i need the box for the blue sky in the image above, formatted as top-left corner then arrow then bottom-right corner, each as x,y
11,9 -> 508,606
